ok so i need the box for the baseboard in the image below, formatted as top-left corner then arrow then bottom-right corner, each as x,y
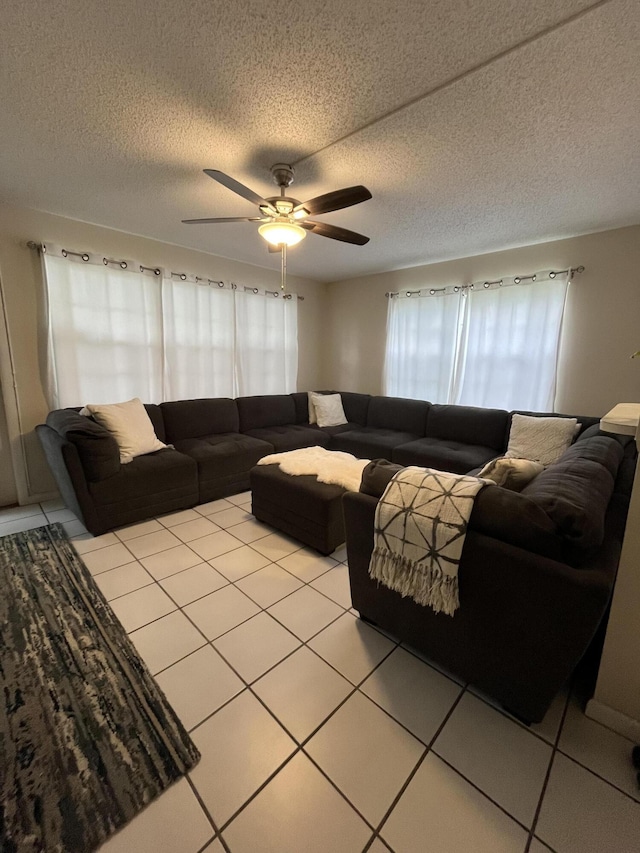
585,698 -> 640,742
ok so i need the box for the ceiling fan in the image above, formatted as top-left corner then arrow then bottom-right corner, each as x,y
182,164 -> 372,251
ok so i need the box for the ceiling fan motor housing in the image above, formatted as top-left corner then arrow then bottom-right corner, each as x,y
271,163 -> 295,189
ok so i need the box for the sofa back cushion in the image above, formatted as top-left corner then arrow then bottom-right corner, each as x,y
46,409 -> 120,481
520,436 -> 623,550
144,404 -> 166,443
341,392 -> 371,425
290,392 -> 310,424
426,404 -> 508,451
160,398 -> 239,442
367,396 -> 429,435
237,394 -> 296,431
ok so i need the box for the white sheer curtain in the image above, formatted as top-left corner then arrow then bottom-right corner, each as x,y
454,278 -> 568,410
43,252 -> 163,407
384,291 -> 462,402
235,290 -> 298,396
163,278 -> 236,399
383,273 -> 569,410
43,249 -> 300,406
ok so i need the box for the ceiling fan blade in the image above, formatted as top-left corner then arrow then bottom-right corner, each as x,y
203,169 -> 274,210
301,220 -> 370,245
295,185 -> 372,217
182,216 -> 263,224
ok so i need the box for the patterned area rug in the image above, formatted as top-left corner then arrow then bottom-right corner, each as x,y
0,523 -> 200,853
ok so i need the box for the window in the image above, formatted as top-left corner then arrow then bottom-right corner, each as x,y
43,249 -> 298,407
383,274 -> 568,411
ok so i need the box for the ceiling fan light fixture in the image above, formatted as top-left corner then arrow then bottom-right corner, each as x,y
292,207 -> 309,220
258,220 -> 306,247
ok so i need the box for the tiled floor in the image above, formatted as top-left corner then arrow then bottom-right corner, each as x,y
2,497 -> 640,852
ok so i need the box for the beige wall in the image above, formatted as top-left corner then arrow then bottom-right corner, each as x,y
323,225 -> 640,415
0,203 -> 326,502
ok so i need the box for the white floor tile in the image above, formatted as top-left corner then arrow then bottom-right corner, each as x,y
536,753 -> 640,853
309,563 -> 352,608
277,548 -> 339,582
0,514 -> 48,535
195,498 -> 235,516
189,690 -> 296,826
213,612 -> 300,683
40,498 -> 66,513
208,506 -> 252,528
361,646 -> 462,744
124,528 -> 182,559
62,519 -> 88,538
81,542 -> 136,575
159,563 -> 228,606
97,777 -> 213,853
0,503 -> 44,522
381,752 -> 528,853
250,531 -> 301,562
223,752 -> 371,853
44,507 -> 78,523
114,519 -> 164,541
109,584 -> 176,632
157,509 -> 202,528
267,586 -> 343,641
559,697 -> 640,801
227,518 -> 272,544
235,564 -> 303,608
226,491 -> 251,506
170,516 -> 221,543
308,612 -> 395,685
93,562 -> 154,602
71,532 -> 119,554
208,545 -> 271,581
183,585 -> 260,640
155,646 -> 244,730
129,610 -> 206,675
252,647 -> 352,742
330,544 -> 348,562
305,691 -> 424,825
139,544 -> 203,580
188,530 -> 242,561
433,691 -> 552,827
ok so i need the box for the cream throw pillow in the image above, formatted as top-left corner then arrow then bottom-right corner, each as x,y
313,393 -> 348,428
84,398 -> 167,464
478,457 -> 544,491
505,414 -> 578,467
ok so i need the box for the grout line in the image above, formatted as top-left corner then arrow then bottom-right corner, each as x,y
524,682 -> 572,851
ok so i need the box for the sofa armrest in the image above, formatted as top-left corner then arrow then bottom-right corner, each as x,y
46,409 -> 120,481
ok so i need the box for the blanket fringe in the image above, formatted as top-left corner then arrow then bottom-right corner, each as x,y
369,547 -> 459,617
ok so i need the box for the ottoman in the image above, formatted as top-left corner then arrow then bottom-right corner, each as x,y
249,463 -> 347,555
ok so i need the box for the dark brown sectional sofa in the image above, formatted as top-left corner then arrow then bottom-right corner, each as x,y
37,390 -> 635,723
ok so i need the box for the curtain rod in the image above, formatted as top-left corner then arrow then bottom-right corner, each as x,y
385,266 -> 585,298
26,241 -> 304,300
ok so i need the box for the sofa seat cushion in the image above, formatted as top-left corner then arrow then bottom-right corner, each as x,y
244,424 -> 329,452
308,422 -> 361,437
173,433 -> 273,480
88,448 -> 198,508
392,437 -> 498,474
329,428 -> 421,461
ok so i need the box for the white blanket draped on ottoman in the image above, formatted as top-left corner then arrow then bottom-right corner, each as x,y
369,466 -> 492,616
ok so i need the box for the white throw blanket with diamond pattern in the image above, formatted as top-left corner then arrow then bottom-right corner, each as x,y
369,466 -> 492,617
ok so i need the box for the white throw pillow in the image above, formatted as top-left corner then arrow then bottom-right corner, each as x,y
477,456 -> 544,491
505,414 -> 578,467
308,391 -> 321,424
84,398 -> 167,464
313,393 -> 348,428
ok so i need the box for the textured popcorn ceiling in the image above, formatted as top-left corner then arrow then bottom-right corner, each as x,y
1,0 -> 638,281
